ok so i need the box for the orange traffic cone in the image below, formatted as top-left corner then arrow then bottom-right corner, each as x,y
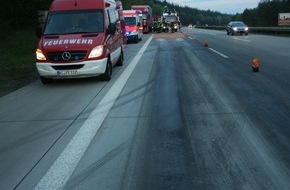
252,58 -> 259,72
204,40 -> 208,47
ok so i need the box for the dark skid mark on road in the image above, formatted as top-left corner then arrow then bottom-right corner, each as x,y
64,140 -> 130,190
131,40 -> 196,190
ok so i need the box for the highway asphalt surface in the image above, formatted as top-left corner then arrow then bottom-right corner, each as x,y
0,28 -> 290,190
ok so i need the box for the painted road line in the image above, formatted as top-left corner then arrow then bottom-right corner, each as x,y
206,32 -> 217,35
209,48 -> 229,59
234,37 -> 251,42
34,35 -> 153,190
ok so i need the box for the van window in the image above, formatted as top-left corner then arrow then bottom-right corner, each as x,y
107,9 -> 121,31
44,10 -> 104,35
107,9 -> 118,24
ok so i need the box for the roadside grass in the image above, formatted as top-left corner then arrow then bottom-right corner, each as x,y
0,28 -> 39,97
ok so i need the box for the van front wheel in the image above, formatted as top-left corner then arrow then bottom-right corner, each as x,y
101,60 -> 112,81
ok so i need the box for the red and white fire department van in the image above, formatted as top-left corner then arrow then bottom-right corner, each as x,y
35,0 -> 124,84
123,10 -> 143,43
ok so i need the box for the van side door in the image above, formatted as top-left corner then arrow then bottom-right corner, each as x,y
106,8 -> 122,65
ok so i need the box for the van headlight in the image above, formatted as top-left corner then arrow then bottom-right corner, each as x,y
233,27 -> 238,31
245,27 -> 249,31
36,49 -> 46,61
130,30 -> 138,35
88,45 -> 103,58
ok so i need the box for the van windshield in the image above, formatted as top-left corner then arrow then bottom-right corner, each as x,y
164,16 -> 177,22
232,22 -> 245,27
44,10 -> 104,35
124,17 -> 137,26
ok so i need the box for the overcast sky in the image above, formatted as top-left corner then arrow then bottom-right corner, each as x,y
166,0 -> 260,14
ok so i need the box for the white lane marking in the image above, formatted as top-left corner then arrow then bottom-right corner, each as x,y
34,35 -> 153,190
209,48 -> 229,59
207,32 -> 217,36
200,30 -> 217,35
234,37 -> 251,42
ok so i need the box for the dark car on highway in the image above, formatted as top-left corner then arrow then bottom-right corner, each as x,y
226,21 -> 249,35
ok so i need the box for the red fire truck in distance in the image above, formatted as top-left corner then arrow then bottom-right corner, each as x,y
131,5 -> 153,33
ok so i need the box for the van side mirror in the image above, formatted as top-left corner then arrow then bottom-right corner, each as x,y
137,22 -> 141,27
36,26 -> 42,38
107,23 -> 117,35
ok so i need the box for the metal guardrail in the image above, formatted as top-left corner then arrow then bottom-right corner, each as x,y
249,27 -> 290,34
196,26 -> 290,35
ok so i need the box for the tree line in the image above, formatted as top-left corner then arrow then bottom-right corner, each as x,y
125,0 -> 290,27
242,0 -> 290,27
0,0 -> 289,36
0,0 -> 52,31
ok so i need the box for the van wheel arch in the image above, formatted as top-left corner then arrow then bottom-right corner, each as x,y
116,49 -> 124,66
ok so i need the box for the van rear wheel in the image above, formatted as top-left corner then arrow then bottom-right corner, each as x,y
101,60 -> 112,81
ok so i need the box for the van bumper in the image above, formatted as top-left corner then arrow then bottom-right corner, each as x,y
36,58 -> 107,79
126,34 -> 138,41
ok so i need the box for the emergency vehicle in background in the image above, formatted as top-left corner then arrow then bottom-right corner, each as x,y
152,15 -> 162,33
131,5 -> 153,33
123,10 -> 143,43
162,6 -> 180,32
35,0 -> 124,84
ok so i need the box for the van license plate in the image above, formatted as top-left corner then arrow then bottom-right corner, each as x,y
58,70 -> 78,76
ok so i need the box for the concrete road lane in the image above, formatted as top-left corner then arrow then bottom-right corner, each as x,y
122,32 -> 290,189
1,30 -> 290,190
